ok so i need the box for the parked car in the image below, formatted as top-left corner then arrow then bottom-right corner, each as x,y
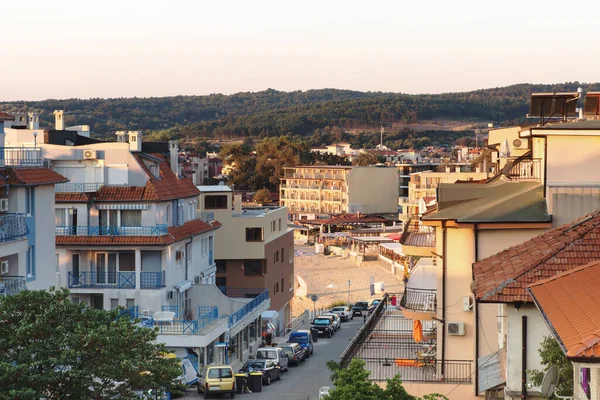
330,306 -> 353,322
311,316 -> 335,338
197,365 -> 235,398
288,330 -> 314,357
352,301 -> 370,316
279,343 -> 306,366
320,312 -> 341,331
239,360 -> 281,385
370,299 -> 382,307
254,347 -> 289,372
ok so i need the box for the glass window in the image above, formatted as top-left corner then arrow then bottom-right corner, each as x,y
110,298 -> 119,310
281,278 -> 284,292
281,248 -> 284,262
216,260 -> 226,273
121,210 -> 141,226
278,218 -> 282,231
276,282 -> 279,293
55,209 -> 66,226
205,195 -> 227,209
119,252 -> 135,271
126,298 -> 135,308
244,260 -> 264,276
246,228 -> 263,242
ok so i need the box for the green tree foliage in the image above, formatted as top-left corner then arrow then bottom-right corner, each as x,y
528,336 -> 573,397
253,188 -> 271,204
324,359 -> 449,400
0,288 -> 181,400
354,152 -> 380,166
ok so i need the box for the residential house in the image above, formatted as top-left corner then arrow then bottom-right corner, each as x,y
197,185 -> 294,335
528,260 -> 600,400
280,165 -> 399,220
396,162 -> 441,198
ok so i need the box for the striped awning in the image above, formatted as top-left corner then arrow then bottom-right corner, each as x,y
96,203 -> 149,210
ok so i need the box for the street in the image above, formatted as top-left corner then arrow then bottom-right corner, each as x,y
185,317 -> 363,400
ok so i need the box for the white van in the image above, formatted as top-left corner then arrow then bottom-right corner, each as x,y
255,347 -> 289,372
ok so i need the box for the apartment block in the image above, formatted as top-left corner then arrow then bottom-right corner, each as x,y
280,165 -> 399,220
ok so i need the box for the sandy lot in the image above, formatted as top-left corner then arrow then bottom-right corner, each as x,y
291,248 -> 404,317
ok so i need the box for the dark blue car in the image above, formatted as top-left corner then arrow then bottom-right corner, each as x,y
287,330 -> 314,357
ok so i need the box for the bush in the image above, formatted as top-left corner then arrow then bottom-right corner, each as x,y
327,300 -> 350,309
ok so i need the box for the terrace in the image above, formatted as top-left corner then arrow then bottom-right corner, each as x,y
0,276 -> 27,296
55,182 -> 104,193
55,225 -> 169,236
67,270 -> 166,289
0,147 -> 43,167
0,214 -> 29,243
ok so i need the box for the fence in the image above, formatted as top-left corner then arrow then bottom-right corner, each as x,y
400,287 -> 437,312
361,358 -> 472,383
118,305 -> 139,321
55,182 -> 103,193
228,289 -> 269,328
198,306 -> 219,330
56,225 -> 169,236
0,214 -> 29,243
285,312 -> 308,334
68,271 -> 135,289
0,147 -> 43,167
196,212 -> 215,223
161,305 -> 180,318
0,276 -> 27,296
140,271 -> 166,288
507,158 -> 542,180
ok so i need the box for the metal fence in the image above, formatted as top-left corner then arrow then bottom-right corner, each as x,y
362,358 -> 472,383
161,305 -> 180,318
0,214 -> 29,243
228,289 -> 269,328
507,158 -> 542,180
55,182 -> 103,193
0,276 -> 27,296
55,225 -> 169,236
196,212 -> 215,223
400,287 -> 437,312
68,271 -> 135,289
198,306 -> 219,330
0,147 -> 43,167
140,271 -> 166,288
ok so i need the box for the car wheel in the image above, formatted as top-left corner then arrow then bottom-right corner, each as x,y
204,391 -> 210,399
266,374 -> 272,385
277,370 -> 282,380
327,331 -> 332,338
230,391 -> 235,399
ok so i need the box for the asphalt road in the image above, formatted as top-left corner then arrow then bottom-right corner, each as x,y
186,317 -> 363,400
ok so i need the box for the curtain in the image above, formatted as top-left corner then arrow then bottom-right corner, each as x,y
121,210 -> 142,226
55,209 -> 66,226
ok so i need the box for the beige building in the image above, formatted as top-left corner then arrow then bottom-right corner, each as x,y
279,165 -> 399,220
198,185 -> 294,335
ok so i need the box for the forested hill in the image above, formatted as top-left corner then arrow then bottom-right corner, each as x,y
1,82 -> 597,139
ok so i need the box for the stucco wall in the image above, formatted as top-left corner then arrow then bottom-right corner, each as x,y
347,167 -> 399,214
30,185 -> 57,291
477,229 -> 549,260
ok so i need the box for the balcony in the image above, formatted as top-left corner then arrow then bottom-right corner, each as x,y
55,225 -> 169,236
68,271 -> 166,289
0,214 -> 29,243
55,182 -> 103,193
0,147 -> 43,167
196,212 -> 215,223
505,157 -> 542,181
227,289 -> 269,328
140,305 -> 220,335
0,276 -> 27,296
400,287 -> 437,313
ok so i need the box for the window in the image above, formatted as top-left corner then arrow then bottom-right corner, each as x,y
121,210 -> 141,226
205,195 -> 227,209
278,218 -> 282,231
55,209 -> 66,226
276,282 -> 279,293
271,221 -> 276,232
99,210 -> 141,227
72,254 -> 80,277
110,298 -> 119,310
244,260 -> 265,276
216,260 -> 226,273
274,284 -> 277,294
246,228 -> 263,242
26,246 -> 35,279
281,278 -> 284,292
276,251 -> 279,263
166,204 -> 171,224
189,202 -> 195,220
126,299 -> 135,308
289,273 -> 293,290
281,248 -> 284,262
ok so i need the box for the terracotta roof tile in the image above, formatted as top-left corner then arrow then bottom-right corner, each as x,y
134,153 -> 200,201
56,219 -> 221,246
528,260 -> 600,359
1,167 -> 68,186
0,112 -> 15,121
56,192 -> 92,202
95,186 -> 153,201
473,211 -> 600,303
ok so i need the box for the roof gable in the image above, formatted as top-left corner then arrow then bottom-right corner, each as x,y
1,167 -> 68,186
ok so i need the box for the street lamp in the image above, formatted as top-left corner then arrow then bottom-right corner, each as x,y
33,131 -> 37,148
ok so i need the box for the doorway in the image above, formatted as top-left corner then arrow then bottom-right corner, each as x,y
91,294 -> 103,310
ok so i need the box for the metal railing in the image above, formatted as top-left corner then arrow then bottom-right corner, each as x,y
400,288 -> 437,312
228,289 -> 269,328
285,313 -> 307,334
67,271 -> 135,289
0,147 -> 43,167
118,305 -> 139,321
220,287 -> 265,298
139,305 -> 218,335
507,157 -> 542,180
0,276 -> 27,296
0,214 -> 29,243
360,358 -> 472,383
140,271 -> 166,288
55,182 -> 103,193
161,305 -> 180,318
55,225 -> 169,236
197,212 -> 215,223
198,306 -> 219,330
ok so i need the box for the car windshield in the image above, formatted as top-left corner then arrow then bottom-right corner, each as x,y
313,318 -> 330,325
289,336 -> 308,344
332,307 -> 345,312
244,361 -> 266,370
256,350 -> 277,359
280,346 -> 293,355
208,368 -> 232,379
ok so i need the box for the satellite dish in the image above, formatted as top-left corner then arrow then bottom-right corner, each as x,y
540,365 -> 559,398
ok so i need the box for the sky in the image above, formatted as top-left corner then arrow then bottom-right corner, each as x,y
2,0 -> 600,101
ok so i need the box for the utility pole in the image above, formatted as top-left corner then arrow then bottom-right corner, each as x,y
380,125 -> 384,149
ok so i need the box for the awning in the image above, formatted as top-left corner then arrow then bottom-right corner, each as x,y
96,203 -> 149,210
261,310 -> 279,321
174,280 -> 193,293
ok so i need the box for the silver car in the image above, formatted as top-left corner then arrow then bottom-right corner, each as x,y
330,306 -> 353,322
320,313 -> 341,331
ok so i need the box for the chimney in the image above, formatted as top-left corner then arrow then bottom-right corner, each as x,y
234,194 -> 242,215
53,110 -> 64,130
27,112 -> 39,130
455,166 -> 460,173
115,131 -> 127,142
476,166 -> 481,173
127,131 -> 142,152
445,166 -> 451,173
169,140 -> 180,176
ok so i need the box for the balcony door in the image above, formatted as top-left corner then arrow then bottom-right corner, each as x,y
99,210 -> 118,235
96,253 -> 117,284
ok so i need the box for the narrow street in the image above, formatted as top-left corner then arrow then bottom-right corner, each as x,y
186,318 -> 363,400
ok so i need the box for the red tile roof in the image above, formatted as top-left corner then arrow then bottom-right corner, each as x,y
133,153 -> 200,201
302,214 -> 388,225
473,211 -> 600,303
528,260 -> 600,359
95,186 -> 152,201
0,112 -> 15,121
56,219 -> 221,246
56,192 -> 92,203
1,167 -> 68,186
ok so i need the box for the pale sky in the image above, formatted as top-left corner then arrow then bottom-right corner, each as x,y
2,0 -> 600,101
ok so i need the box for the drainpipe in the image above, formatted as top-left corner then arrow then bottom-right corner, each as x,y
521,315 -> 528,400
474,223 -> 479,394
441,221 -> 447,376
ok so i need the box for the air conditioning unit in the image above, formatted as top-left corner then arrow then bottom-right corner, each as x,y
0,261 -> 9,275
0,198 -> 8,212
512,139 -> 524,149
194,276 -> 201,284
447,321 -> 465,336
83,150 -> 97,159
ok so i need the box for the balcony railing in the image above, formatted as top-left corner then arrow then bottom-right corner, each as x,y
55,225 -> 169,236
196,212 -> 215,223
0,214 -> 29,243
198,305 -> 219,330
55,182 -> 103,193
228,288 -> 269,328
68,271 -> 136,289
400,288 -> 437,312
0,147 -> 43,167
0,276 -> 27,296
506,157 -> 542,181
361,358 -> 472,383
139,305 -> 218,335
141,271 -> 166,288
220,287 -> 265,298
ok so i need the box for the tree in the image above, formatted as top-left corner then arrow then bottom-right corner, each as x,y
354,152 -> 380,166
0,288 -> 181,400
253,188 -> 271,204
528,336 -> 573,397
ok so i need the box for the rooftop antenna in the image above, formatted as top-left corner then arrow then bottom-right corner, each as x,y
380,125 -> 384,149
